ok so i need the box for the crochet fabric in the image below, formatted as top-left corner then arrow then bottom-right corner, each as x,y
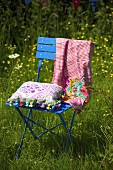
7,81 -> 63,110
52,38 -> 95,111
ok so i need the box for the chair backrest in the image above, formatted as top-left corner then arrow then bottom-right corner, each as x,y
36,37 -> 56,82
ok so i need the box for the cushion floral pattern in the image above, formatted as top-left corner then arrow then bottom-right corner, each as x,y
7,81 -> 63,110
62,78 -> 89,111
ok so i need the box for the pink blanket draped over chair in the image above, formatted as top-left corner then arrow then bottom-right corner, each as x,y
52,38 -> 95,111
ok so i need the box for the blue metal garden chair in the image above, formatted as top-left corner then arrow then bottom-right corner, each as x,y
6,37 -> 95,160
6,37 -> 77,159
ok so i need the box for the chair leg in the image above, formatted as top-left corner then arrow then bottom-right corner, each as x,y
16,108 -> 32,160
69,110 -> 76,133
59,110 -> 76,153
16,123 -> 27,160
15,107 -> 76,159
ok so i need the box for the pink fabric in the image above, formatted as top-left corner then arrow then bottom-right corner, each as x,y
52,38 -> 95,111
8,81 -> 63,101
52,38 -> 95,90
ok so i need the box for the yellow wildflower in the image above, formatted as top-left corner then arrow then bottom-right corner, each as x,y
7,60 -> 10,64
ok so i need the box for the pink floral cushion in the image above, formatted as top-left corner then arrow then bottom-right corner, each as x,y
62,78 -> 89,112
7,81 -> 63,109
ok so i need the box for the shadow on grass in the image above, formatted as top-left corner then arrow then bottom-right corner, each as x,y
1,116 -> 112,170
1,112 -> 110,169
24,119 -> 106,159
12,122 -> 106,154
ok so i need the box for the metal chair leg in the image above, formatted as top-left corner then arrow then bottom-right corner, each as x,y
15,107 -> 76,159
59,111 -> 76,153
16,108 -> 32,160
16,123 -> 27,160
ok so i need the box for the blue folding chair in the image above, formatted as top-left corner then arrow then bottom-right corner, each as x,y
6,37 -> 77,160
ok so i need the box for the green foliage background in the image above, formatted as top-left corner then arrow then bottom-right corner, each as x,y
0,0 -> 113,170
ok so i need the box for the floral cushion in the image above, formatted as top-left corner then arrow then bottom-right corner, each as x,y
7,81 -> 63,110
62,78 -> 89,111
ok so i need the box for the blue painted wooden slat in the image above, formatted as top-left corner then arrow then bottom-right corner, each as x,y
36,51 -> 55,60
37,44 -> 56,53
38,37 -> 56,45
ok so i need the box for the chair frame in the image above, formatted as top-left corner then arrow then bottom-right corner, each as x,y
6,37 -> 77,160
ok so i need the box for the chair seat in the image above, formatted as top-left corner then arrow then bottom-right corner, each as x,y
5,101 -> 71,115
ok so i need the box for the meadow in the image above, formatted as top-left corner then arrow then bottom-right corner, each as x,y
0,0 -> 113,169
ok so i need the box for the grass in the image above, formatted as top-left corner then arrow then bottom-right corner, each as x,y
0,0 -> 113,169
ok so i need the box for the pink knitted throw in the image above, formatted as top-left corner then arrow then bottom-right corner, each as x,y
52,38 -> 95,91
52,38 -> 95,111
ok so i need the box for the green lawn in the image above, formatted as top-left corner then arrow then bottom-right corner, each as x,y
0,1 -> 113,169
